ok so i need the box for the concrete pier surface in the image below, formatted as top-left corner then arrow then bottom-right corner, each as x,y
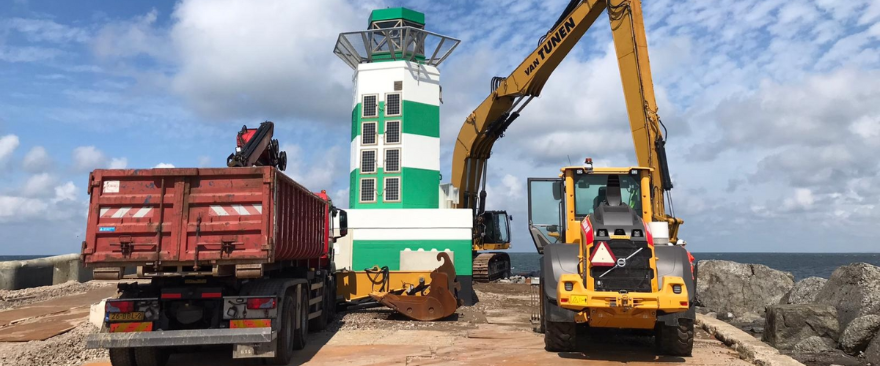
0,279 -> 767,365
75,283 -> 754,366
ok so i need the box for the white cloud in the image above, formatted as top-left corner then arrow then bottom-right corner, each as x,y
0,134 -> 20,167
333,188 -> 350,209
92,9 -> 170,61
0,181 -> 83,224
71,146 -> 106,172
281,144 -> 342,190
52,182 -> 78,203
109,157 -> 128,169
22,146 -> 52,173
0,46 -> 64,62
165,0 -> 365,122
71,146 -> 128,172
154,163 -> 175,168
4,18 -> 90,43
20,173 -> 57,198
0,196 -> 49,222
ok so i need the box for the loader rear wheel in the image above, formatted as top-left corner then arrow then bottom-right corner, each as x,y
657,319 -> 694,356
108,348 -> 136,366
134,347 -> 170,366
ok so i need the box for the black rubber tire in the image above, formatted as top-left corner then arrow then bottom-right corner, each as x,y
544,321 -> 577,352
269,292 -> 296,365
292,285 -> 309,350
543,292 -> 576,352
658,319 -> 694,356
309,279 -> 329,331
109,348 -> 136,366
134,347 -> 170,366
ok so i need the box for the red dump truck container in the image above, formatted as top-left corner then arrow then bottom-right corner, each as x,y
82,167 -> 329,275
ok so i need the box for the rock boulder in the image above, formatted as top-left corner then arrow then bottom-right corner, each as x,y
839,314 -> 880,355
793,336 -> 836,353
763,304 -> 839,350
781,277 -> 827,304
867,334 -> 880,365
815,263 -> 880,330
696,260 -> 794,316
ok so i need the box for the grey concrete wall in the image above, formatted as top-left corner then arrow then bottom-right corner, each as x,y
0,254 -> 93,290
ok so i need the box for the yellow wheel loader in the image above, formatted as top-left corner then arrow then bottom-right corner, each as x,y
529,166 -> 693,355
449,0 -> 696,354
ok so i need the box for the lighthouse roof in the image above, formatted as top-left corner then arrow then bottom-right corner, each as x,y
369,7 -> 425,27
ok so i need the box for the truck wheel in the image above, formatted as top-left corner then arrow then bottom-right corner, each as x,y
109,348 -> 136,366
292,285 -> 309,350
270,292 -> 296,365
543,293 -> 576,352
657,318 -> 694,356
134,347 -> 170,366
309,279 -> 329,331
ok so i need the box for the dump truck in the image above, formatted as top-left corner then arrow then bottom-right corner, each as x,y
82,166 -> 348,366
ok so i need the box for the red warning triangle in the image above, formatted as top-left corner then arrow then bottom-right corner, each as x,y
590,241 -> 617,267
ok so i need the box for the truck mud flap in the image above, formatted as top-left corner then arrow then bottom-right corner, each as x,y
370,252 -> 461,321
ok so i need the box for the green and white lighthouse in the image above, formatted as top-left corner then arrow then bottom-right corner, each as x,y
334,8 -> 459,209
332,9 -> 477,305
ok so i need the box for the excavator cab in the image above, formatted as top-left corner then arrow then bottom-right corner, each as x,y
472,210 -> 512,281
477,210 -> 511,247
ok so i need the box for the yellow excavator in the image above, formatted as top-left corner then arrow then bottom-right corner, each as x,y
452,0 -> 694,355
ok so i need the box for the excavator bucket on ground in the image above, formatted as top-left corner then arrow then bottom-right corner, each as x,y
370,252 -> 461,321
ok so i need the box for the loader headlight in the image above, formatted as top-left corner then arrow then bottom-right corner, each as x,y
672,284 -> 682,294
564,282 -> 574,291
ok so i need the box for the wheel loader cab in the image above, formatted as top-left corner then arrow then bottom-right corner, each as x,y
528,167 -> 652,253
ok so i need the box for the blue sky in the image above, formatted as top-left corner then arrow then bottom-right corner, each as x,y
1,0 -> 879,254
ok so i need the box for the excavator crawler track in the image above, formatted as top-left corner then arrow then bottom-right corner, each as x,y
473,252 -> 511,282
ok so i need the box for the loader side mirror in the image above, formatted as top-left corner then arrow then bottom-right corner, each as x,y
552,181 -> 563,200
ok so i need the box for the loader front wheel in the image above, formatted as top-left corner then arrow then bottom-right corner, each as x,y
544,321 -> 577,352
543,293 -> 576,352
657,318 -> 694,356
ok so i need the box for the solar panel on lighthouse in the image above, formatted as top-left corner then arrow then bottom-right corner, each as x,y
590,241 -> 617,267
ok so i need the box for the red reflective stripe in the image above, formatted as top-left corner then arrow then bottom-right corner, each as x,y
161,293 -> 182,299
110,322 -> 153,333
201,292 -> 222,298
643,222 -> 654,246
581,218 -> 594,245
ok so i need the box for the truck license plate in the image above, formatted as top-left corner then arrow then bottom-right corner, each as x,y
569,296 -> 588,305
109,312 -> 145,321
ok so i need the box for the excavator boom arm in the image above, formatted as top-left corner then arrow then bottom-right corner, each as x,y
607,0 -> 680,238
452,0 -> 607,210
451,0 -> 680,239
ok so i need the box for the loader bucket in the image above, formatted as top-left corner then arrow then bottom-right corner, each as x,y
370,252 -> 461,321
